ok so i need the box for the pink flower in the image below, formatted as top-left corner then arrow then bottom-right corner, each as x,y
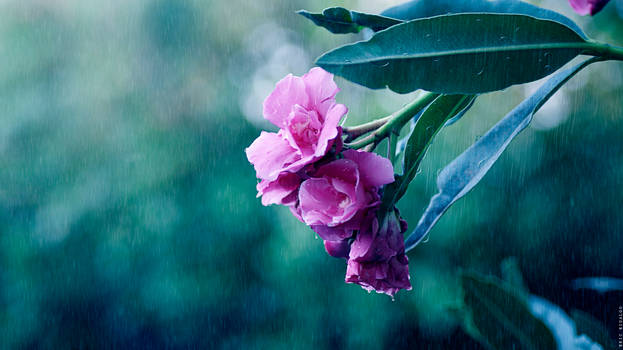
246,68 -> 347,183
568,0 -> 610,15
324,240 -> 351,259
298,149 -> 394,228
345,210 -> 411,297
256,172 -> 301,206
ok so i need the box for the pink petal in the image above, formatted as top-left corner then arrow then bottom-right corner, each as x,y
316,159 -> 359,193
263,74 -> 309,128
302,67 -> 340,115
298,178 -> 340,225
569,0 -> 591,14
349,227 -> 376,260
342,150 -> 395,188
315,103 -> 347,158
568,0 -> 610,15
281,154 -> 315,175
324,240 -> 351,259
312,225 -> 352,242
299,176 -> 361,226
288,205 -> 304,223
282,105 -> 321,156
257,173 -> 301,206
245,132 -> 298,181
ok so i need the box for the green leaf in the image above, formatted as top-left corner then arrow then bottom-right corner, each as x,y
395,96 -> 475,161
382,0 -> 586,39
299,0 -> 587,37
404,57 -> 599,252
382,95 -> 475,208
444,96 -> 476,126
316,13 -> 589,94
461,273 -> 557,350
298,7 -> 401,34
570,309 -> 617,350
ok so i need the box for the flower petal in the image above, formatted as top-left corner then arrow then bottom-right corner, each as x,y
257,173 -> 301,206
342,149 -> 395,188
302,67 -> 339,115
298,178 -> 340,225
315,103 -> 347,158
568,0 -> 610,15
246,132 -> 298,181
263,74 -> 308,128
324,240 -> 351,259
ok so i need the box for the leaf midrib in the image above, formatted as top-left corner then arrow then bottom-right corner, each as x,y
299,12 -> 355,27
318,42 -> 591,65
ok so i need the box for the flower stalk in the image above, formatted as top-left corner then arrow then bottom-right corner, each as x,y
345,92 -> 440,150
343,116 -> 391,142
585,41 -> 623,62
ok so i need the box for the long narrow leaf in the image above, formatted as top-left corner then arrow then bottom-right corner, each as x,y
405,57 -> 600,252
444,97 -> 477,126
382,0 -> 586,39
298,8 -> 401,34
300,0 -> 586,38
462,273 -> 557,349
383,95 -> 475,209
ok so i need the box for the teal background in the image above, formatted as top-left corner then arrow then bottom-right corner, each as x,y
1,0 -> 622,348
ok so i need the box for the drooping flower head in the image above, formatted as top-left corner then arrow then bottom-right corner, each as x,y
345,209 -> 411,297
568,0 -> 610,15
245,67 -> 410,298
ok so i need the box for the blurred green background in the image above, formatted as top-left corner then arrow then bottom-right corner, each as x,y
1,0 -> 622,348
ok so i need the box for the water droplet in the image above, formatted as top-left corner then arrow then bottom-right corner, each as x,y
372,60 -> 390,68
476,68 -> 485,76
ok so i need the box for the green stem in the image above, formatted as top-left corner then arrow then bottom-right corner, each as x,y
584,41 -> 623,62
346,92 -> 440,150
388,133 -> 398,164
343,116 -> 391,142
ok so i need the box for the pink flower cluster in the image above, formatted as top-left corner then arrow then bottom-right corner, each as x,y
246,68 -> 411,297
568,0 -> 610,15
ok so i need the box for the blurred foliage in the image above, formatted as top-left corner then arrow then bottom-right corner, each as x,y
0,0 -> 622,348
